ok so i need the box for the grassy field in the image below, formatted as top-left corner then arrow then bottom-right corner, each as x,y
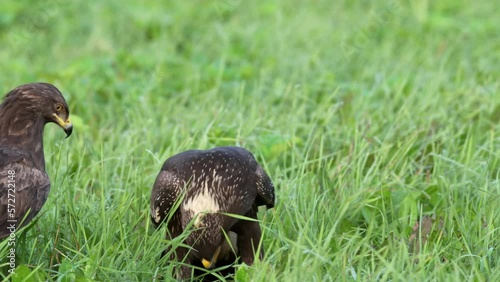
0,0 -> 499,281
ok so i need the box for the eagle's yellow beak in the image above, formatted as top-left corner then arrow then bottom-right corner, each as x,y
53,113 -> 73,138
201,246 -> 222,269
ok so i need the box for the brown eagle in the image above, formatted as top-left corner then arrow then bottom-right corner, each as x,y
0,83 -> 72,239
150,146 -> 275,280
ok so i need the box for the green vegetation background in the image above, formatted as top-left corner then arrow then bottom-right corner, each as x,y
0,0 -> 498,281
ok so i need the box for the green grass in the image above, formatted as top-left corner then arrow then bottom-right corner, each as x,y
0,0 -> 499,281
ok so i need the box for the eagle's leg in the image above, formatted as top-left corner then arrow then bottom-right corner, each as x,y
232,205 -> 263,265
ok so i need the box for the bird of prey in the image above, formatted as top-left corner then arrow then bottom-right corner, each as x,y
150,146 -> 275,280
0,82 -> 73,239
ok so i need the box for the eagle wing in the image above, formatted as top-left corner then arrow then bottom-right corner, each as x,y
0,148 -> 50,239
254,164 -> 275,209
150,167 -> 184,228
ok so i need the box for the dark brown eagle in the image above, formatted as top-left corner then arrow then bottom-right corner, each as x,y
0,83 -> 72,239
150,146 -> 275,280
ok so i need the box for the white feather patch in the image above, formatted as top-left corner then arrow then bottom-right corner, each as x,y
153,207 -> 161,223
183,177 -> 220,227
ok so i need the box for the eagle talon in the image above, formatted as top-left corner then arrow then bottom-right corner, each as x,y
201,258 -> 213,269
201,246 -> 222,269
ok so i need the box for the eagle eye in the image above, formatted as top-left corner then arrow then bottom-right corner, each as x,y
55,104 -> 63,112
